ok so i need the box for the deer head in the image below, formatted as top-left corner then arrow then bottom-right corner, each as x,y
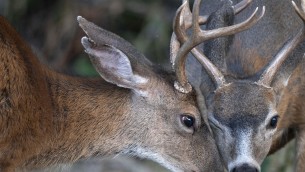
171,0 -> 305,171
0,14 -> 225,171
76,17 -> 221,172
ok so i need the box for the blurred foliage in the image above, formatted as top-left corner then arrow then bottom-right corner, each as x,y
1,0 -> 179,75
0,0 -> 295,171
262,140 -> 295,172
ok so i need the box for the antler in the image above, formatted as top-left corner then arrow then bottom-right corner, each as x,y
257,0 -> 305,86
170,0 -> 253,69
171,0 -> 265,93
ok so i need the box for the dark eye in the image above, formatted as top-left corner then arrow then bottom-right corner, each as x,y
269,115 -> 279,128
180,114 -> 195,128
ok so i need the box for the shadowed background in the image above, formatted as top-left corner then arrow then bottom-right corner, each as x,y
0,0 -> 294,171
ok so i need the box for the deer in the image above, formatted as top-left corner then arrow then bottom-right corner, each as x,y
171,0 -> 305,171
0,0 -> 266,170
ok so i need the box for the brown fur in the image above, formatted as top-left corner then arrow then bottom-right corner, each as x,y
0,16 -> 222,172
226,38 -> 269,78
0,16 -> 54,171
278,62 -> 305,128
275,61 -> 305,170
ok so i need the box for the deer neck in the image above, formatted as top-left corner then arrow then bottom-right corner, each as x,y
24,71 -> 136,168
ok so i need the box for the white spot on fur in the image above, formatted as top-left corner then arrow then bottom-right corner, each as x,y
228,130 -> 260,171
134,74 -> 148,84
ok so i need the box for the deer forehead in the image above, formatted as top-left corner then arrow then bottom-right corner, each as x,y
211,82 -> 276,125
145,75 -> 197,106
132,79 -> 198,112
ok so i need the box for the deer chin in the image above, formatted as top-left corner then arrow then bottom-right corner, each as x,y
120,146 -> 188,172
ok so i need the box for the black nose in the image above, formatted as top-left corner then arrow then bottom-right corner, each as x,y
231,164 -> 259,172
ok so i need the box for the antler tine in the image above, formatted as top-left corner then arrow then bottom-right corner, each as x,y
170,0 -> 212,68
195,6 -> 265,45
292,0 -> 305,21
172,0 -> 220,93
302,0 -> 305,13
173,0 -> 265,90
183,0 -> 252,30
172,1 -> 193,93
233,0 -> 253,15
172,0 -> 225,92
185,0 -> 253,87
170,0 -> 254,67
258,1 -> 305,86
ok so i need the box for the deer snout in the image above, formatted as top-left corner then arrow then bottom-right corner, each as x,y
230,163 -> 259,172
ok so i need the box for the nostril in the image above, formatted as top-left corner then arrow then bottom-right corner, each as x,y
230,164 -> 259,172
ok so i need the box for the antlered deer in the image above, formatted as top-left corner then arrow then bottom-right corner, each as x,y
172,0 -> 305,171
0,1 -> 264,171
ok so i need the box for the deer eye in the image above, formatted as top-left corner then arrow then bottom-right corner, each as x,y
180,114 -> 195,128
269,115 -> 279,128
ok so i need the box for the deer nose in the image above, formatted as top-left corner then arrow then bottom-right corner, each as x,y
231,164 -> 259,172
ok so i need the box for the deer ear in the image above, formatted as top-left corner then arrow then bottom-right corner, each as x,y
81,37 -> 148,92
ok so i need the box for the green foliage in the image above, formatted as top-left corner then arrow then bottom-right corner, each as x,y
262,141 -> 295,172
73,55 -> 98,76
